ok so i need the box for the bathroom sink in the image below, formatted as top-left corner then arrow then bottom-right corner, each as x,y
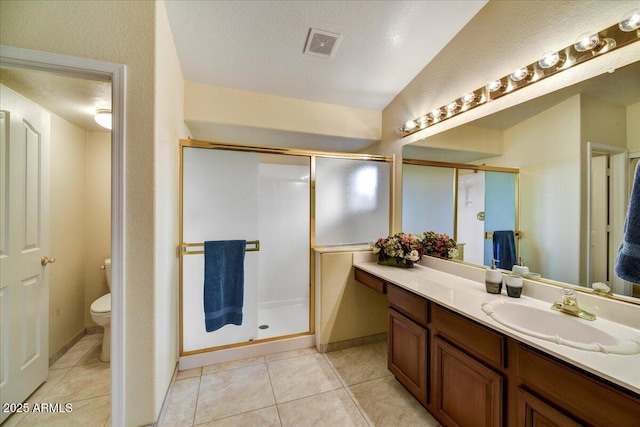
481,299 -> 640,355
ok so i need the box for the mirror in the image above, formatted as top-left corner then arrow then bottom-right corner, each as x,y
403,61 -> 640,303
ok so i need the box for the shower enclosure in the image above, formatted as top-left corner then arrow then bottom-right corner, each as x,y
179,140 -> 393,355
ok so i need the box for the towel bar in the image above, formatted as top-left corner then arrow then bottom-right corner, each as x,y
484,231 -> 521,240
180,240 -> 260,255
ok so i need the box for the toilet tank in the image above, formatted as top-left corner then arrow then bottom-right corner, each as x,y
104,258 -> 112,290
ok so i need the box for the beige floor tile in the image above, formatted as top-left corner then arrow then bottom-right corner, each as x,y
78,342 -> 104,365
16,395 -> 110,427
176,366 -> 202,380
264,347 -> 318,362
202,355 -> 265,375
161,376 -> 200,426
44,362 -> 111,403
348,376 -> 440,427
278,388 -> 367,427
194,363 -> 275,424
324,344 -> 391,386
267,353 -> 342,403
197,406 -> 281,427
50,338 -> 99,369
372,340 -> 388,359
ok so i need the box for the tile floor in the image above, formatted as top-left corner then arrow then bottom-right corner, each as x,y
3,333 -> 111,427
162,341 -> 442,427
4,337 -> 442,426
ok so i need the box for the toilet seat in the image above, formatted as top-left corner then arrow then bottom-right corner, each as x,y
91,293 -> 111,314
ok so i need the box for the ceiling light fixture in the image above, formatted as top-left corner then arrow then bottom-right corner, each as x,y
94,109 -> 112,130
397,17 -> 639,138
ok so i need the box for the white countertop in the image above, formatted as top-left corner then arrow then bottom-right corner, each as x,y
353,260 -> 640,394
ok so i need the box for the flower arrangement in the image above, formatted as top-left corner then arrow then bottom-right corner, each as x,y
372,231 -> 458,267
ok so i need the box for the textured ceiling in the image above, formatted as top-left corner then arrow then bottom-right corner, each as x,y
164,0 -> 487,111
0,67 -> 111,133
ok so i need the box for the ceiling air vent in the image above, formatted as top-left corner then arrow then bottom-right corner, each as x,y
304,28 -> 341,58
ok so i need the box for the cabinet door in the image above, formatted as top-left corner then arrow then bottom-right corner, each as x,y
388,308 -> 427,403
433,337 -> 502,427
517,388 -> 581,427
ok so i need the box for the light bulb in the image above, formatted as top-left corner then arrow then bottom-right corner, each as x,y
510,67 -> 529,82
574,32 -> 599,52
431,108 -> 442,119
461,92 -> 476,105
404,120 -> 416,131
446,101 -> 459,113
417,115 -> 428,126
487,79 -> 503,92
538,51 -> 560,69
94,109 -> 112,130
619,8 -> 640,31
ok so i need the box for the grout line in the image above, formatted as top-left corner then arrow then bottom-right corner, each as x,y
190,371 -> 204,426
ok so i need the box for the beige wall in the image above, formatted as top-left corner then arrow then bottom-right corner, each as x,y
1,1 -> 171,424
50,115 -> 87,355
153,1 -> 187,412
486,96 -> 582,284
185,82 -> 381,141
628,102 -> 640,153
84,132 -> 112,327
581,95 -> 627,149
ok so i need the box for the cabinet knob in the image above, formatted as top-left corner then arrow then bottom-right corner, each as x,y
41,256 -> 56,266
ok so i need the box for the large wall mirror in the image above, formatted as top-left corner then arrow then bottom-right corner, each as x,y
402,60 -> 640,303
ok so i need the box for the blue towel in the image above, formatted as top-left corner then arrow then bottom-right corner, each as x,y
615,163 -> 640,284
492,230 -> 517,271
203,240 -> 246,332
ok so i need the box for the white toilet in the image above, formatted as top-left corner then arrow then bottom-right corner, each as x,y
90,258 -> 111,362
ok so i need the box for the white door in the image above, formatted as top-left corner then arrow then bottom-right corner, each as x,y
0,85 -> 51,423
591,154 -> 608,284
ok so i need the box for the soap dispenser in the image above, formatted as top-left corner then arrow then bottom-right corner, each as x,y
485,259 -> 503,294
512,257 -> 529,276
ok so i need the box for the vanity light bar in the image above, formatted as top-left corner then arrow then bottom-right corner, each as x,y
397,17 -> 640,138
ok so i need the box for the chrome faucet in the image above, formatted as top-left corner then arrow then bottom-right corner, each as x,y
551,289 -> 596,321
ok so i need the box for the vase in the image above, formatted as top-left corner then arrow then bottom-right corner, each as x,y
377,257 -> 414,268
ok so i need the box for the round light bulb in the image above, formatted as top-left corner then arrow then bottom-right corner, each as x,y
446,101 -> 459,113
404,120 -> 416,131
538,51 -> 560,69
431,108 -> 442,119
510,67 -> 529,82
619,8 -> 640,31
461,92 -> 476,105
574,32 -> 600,52
417,115 -> 428,126
487,79 -> 503,92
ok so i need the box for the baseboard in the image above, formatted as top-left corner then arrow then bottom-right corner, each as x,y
85,325 -> 104,335
316,332 -> 386,354
49,329 -> 86,366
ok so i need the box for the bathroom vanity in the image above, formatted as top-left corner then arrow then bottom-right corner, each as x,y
354,257 -> 640,427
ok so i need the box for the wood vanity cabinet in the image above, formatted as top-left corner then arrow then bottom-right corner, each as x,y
354,267 -> 386,294
431,305 -> 505,427
355,268 -> 640,427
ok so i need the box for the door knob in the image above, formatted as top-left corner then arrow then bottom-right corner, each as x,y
41,256 -> 56,266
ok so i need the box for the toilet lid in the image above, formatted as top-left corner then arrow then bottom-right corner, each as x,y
91,293 -> 111,313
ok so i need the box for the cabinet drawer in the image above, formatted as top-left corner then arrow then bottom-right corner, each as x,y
517,345 -> 640,426
431,304 -> 505,369
388,284 -> 428,327
354,268 -> 386,294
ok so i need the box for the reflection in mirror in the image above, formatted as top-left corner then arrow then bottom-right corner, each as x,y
402,61 -> 640,303
402,161 -> 518,269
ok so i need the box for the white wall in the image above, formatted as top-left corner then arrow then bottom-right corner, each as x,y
627,102 -> 640,153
